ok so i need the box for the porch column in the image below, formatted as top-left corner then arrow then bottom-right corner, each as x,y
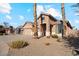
46,16 -> 50,37
38,17 -> 42,37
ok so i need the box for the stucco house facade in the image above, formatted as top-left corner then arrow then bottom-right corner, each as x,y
37,13 -> 73,37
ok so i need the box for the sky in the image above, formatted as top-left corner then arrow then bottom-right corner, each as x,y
0,3 -> 79,29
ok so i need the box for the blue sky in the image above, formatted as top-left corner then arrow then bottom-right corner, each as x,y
0,3 -> 79,29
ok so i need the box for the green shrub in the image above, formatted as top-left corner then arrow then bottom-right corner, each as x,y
8,40 -> 29,49
52,34 -> 58,38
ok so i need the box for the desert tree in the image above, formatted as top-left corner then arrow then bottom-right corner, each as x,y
3,22 -> 10,28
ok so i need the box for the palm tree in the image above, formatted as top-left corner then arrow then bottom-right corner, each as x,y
61,3 -> 66,37
33,2 -> 38,38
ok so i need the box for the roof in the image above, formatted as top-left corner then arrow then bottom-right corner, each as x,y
22,21 -> 33,27
38,13 -> 72,29
60,20 -> 72,29
66,21 -> 73,29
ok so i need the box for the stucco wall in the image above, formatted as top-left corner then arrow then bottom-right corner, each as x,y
66,26 -> 73,36
22,28 -> 33,35
51,25 -> 56,35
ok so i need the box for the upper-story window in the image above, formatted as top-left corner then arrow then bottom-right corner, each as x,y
42,15 -> 45,23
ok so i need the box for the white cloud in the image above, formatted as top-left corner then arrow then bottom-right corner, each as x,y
0,3 -> 12,14
19,15 -> 25,20
5,15 -> 12,20
75,20 -> 79,24
37,5 -> 45,17
75,13 -> 79,16
47,8 -> 62,18
37,5 -> 61,18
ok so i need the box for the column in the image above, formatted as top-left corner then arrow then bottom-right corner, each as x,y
38,17 -> 42,37
46,16 -> 50,37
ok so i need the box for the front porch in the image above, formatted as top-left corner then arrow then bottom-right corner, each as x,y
38,23 -> 62,38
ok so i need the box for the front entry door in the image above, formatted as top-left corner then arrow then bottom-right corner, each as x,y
41,24 -> 46,36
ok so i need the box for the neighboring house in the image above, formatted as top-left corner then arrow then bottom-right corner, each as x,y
15,26 -> 22,34
37,13 -> 73,37
5,26 -> 15,35
0,25 -> 11,35
21,22 -> 34,35
0,25 -> 5,35
5,28 -> 10,35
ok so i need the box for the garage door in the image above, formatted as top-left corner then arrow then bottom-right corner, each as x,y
23,29 -> 33,36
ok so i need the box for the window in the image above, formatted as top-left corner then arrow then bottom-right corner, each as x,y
56,23 -> 63,34
42,15 -> 44,23
58,24 -> 62,33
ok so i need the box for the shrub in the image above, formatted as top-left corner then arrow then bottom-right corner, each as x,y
47,36 -> 50,38
52,34 -> 58,38
0,33 -> 3,35
57,38 -> 62,42
45,43 -> 50,46
8,40 -> 29,49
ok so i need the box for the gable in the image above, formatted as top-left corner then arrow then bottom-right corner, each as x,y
22,22 -> 33,29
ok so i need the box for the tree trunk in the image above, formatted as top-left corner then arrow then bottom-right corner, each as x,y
33,3 -> 38,37
61,3 -> 66,37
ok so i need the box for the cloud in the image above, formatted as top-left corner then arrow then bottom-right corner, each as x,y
37,5 -> 61,18
75,13 -> 79,16
47,8 -> 62,18
75,20 -> 79,24
37,5 -> 45,17
5,15 -> 12,20
0,3 -> 12,14
19,15 -> 25,20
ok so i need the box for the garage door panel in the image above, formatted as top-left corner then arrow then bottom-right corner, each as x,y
23,29 -> 32,35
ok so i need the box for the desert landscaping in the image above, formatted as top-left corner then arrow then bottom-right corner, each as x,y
0,3 -> 79,56
0,34 -> 74,56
